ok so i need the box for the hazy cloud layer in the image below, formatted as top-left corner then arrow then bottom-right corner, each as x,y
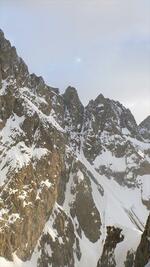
0,0 -> 150,123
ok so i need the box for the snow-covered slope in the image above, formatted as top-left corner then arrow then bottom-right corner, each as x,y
0,29 -> 150,267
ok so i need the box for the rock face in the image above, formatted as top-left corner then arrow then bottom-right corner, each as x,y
0,29 -> 66,261
63,86 -> 84,132
139,116 -> 150,140
82,93 -> 140,163
134,215 -> 150,267
97,226 -> 124,267
0,29 -> 150,267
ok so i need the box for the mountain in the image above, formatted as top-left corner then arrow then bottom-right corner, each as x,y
0,29 -> 150,267
139,116 -> 150,141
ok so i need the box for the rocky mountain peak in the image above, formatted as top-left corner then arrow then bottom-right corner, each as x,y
0,29 -> 29,87
86,94 -> 138,136
95,93 -> 105,103
0,28 -> 4,37
64,85 -> 77,95
63,86 -> 83,108
139,115 -> 150,140
0,29 -> 10,50
140,115 -> 150,129
82,94 -> 140,162
63,86 -> 84,132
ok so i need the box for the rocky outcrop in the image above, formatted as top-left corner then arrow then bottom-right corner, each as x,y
63,86 -> 84,132
0,29 -> 29,87
139,116 -> 150,140
0,150 -> 65,260
69,163 -> 101,242
38,206 -> 76,267
134,215 -> 150,267
97,226 -> 124,267
124,250 -> 135,267
63,86 -> 84,150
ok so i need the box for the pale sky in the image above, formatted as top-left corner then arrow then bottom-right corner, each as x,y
0,0 -> 150,123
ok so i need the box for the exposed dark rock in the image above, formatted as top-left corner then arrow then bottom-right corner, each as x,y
38,207 -> 76,267
134,215 -> 150,267
124,250 -> 135,267
63,86 -> 84,132
139,116 -> 150,140
97,226 -> 124,267
70,165 -> 101,242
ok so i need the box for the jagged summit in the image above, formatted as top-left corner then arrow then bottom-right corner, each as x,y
0,28 -> 10,45
139,115 -> 150,130
139,115 -> 150,140
63,86 -> 83,107
0,29 -> 29,86
0,29 -> 150,267
63,86 -> 84,132
94,93 -> 105,102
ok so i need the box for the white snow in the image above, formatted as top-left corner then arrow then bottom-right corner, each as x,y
8,213 -> 20,223
74,147 -> 149,266
115,226 -> 141,267
0,79 -> 9,95
122,128 -> 130,136
0,254 -> 38,267
93,150 -> 126,172
77,170 -> 84,182
79,151 -> 149,229
20,90 -> 65,133
41,179 -> 52,188
75,227 -> 101,267
0,141 -> 48,186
